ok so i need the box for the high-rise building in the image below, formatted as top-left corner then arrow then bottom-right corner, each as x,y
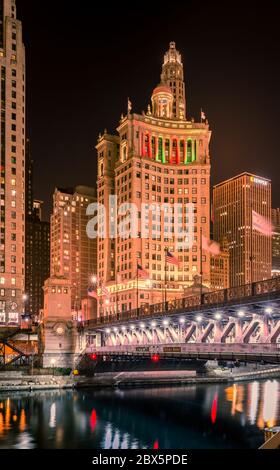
25,199 -> 50,319
213,173 -> 272,287
272,208 -> 280,277
96,42 -> 211,317
50,186 -> 97,311
210,250 -> 230,291
0,0 -> 25,324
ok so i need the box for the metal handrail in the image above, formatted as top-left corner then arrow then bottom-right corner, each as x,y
82,276 -> 280,329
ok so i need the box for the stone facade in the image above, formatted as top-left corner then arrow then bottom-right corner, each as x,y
97,42 -> 211,317
0,0 -> 26,324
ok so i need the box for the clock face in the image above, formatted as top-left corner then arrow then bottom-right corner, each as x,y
10,302 -> 18,311
56,326 -> 65,336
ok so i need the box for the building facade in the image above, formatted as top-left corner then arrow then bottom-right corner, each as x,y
50,186 -> 97,312
272,208 -> 280,277
25,200 -> 50,319
0,0 -> 25,324
210,250 -> 230,291
213,173 -> 272,287
96,42 -> 211,317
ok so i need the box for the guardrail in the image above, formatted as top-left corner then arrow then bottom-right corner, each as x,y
82,276 -> 280,329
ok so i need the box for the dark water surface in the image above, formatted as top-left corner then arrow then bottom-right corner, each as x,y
0,379 -> 279,449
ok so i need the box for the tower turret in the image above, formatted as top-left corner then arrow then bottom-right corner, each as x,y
151,83 -> 173,119
161,42 -> 186,120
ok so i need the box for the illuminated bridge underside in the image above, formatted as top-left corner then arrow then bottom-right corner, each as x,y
87,343 -> 280,364
84,279 -> 280,348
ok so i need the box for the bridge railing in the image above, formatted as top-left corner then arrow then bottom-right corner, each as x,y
82,276 -> 280,329
87,342 -> 280,355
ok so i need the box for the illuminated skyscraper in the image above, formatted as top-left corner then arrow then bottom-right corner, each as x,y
51,186 -> 97,311
213,173 -> 272,287
272,208 -> 280,277
0,0 -> 25,323
97,42 -> 211,317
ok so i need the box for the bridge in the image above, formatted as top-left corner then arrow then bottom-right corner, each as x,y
81,277 -> 280,365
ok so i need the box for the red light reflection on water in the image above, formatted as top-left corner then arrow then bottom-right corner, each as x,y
90,409 -> 97,431
153,440 -> 159,449
211,393 -> 218,424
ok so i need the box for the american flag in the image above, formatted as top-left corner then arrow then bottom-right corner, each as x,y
101,285 -> 110,297
166,251 -> 180,266
252,210 -> 272,236
137,264 -> 149,280
88,287 -> 98,300
202,235 -> 220,255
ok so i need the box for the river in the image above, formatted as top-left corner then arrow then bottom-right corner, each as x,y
0,378 -> 279,449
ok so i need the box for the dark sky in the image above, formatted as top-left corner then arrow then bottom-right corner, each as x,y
16,0 -> 280,219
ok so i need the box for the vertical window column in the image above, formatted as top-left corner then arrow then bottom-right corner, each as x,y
155,136 -> 159,161
141,131 -> 145,157
162,138 -> 166,164
176,138 -> 180,165
147,133 -> 152,158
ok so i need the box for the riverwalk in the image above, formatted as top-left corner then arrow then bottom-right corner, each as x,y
1,365 -> 280,392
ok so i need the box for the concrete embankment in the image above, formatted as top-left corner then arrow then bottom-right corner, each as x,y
0,373 -> 74,392
1,366 -> 280,392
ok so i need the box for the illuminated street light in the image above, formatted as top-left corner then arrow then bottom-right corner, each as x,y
140,323 -> 145,329
113,328 -> 118,333
106,328 -> 111,334
105,299 -> 110,306
237,310 -> 245,318
121,326 -> 126,332
163,320 -> 169,326
131,325 -> 135,330
22,293 -> 28,302
265,307 -> 273,314
151,321 -> 157,328
179,318 -> 185,324
196,316 -> 202,323
91,275 -> 97,284
215,313 -> 222,320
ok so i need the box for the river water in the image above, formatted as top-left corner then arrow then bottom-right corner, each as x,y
0,379 -> 279,449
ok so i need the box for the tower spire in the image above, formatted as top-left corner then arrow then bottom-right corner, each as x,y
161,42 -> 186,120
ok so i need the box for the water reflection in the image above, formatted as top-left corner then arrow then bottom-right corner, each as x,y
0,378 -> 279,449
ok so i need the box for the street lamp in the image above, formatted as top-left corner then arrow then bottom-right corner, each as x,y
91,275 -> 98,285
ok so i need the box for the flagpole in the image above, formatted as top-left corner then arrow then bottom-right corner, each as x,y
200,227 -> 203,300
250,203 -> 253,285
164,248 -> 167,306
136,265 -> 139,314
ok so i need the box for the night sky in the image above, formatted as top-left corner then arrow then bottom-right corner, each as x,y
16,0 -> 280,219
